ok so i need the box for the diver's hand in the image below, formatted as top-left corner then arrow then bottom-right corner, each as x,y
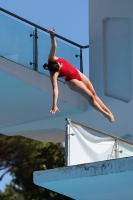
50,105 -> 60,114
47,28 -> 55,35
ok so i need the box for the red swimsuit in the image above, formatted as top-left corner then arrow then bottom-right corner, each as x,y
56,58 -> 81,81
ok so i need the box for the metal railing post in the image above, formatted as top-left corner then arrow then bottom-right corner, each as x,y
64,121 -> 68,166
80,48 -> 83,73
114,139 -> 118,159
33,27 -> 38,71
65,118 -> 71,166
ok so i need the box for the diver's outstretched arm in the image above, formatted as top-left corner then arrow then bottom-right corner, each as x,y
50,71 -> 60,114
48,28 -> 58,60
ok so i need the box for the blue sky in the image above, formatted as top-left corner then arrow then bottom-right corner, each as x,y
0,0 -> 89,191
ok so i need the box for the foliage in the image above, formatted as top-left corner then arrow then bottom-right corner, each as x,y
0,183 -> 24,200
0,134 -> 72,200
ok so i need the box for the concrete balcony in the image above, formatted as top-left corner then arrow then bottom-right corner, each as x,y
33,156 -> 133,200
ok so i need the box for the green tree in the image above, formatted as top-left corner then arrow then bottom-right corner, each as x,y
0,134 -> 73,200
0,183 -> 24,200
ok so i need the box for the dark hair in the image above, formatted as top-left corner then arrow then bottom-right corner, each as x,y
43,61 -> 59,72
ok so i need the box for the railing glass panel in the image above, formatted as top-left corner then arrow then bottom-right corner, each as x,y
0,13 -> 33,69
38,30 -> 80,78
37,31 -> 51,76
117,141 -> 133,158
56,40 -> 80,71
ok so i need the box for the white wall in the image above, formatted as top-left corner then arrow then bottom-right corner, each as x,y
89,0 -> 133,141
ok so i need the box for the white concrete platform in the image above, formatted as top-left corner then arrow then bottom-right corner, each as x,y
33,156 -> 133,200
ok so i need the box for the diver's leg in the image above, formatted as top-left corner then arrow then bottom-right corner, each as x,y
78,71 -> 114,117
67,79 -> 114,122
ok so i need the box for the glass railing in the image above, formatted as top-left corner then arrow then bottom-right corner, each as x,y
0,8 -> 89,80
0,13 -> 33,69
65,118 -> 133,166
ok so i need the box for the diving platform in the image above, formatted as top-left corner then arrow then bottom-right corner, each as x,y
33,156 -> 133,200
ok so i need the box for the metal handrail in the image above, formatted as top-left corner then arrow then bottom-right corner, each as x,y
0,7 -> 89,49
66,118 -> 133,146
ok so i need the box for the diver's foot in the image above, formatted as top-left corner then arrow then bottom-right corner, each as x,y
104,113 -> 115,122
110,112 -> 115,122
110,114 -> 115,122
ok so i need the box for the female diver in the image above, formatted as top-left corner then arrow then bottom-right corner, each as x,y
43,29 -> 115,122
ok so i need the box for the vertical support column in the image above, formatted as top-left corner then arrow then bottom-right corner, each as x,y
65,121 -> 68,166
65,118 -> 71,166
33,27 -> 38,71
114,139 -> 118,159
80,48 -> 83,73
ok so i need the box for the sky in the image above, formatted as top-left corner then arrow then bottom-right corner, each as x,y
0,0 -> 89,191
